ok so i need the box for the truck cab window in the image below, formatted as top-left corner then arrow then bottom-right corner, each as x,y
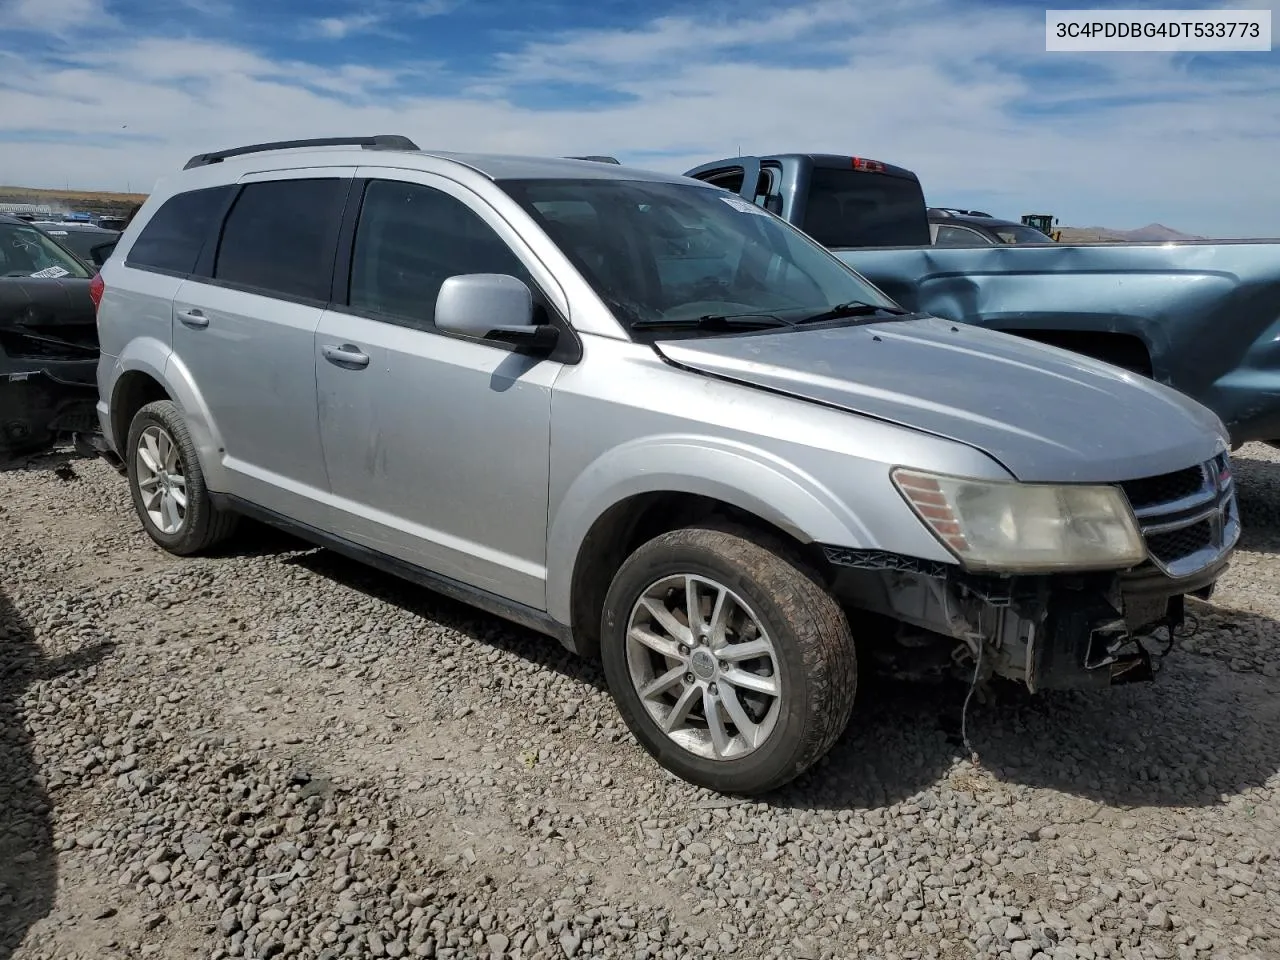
700,169 -> 745,194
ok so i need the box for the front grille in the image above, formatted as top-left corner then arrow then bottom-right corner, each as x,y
1146,520 -> 1213,566
1119,465 -> 1206,511
1118,453 -> 1238,579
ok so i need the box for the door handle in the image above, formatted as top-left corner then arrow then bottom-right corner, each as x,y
322,343 -> 371,368
177,308 -> 209,328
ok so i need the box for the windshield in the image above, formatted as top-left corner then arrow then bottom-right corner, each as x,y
498,178 -> 901,335
802,168 -> 931,248
0,223 -> 93,279
993,224 -> 1054,244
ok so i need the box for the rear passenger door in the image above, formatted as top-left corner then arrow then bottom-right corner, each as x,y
171,168 -> 354,529
313,171 -> 568,610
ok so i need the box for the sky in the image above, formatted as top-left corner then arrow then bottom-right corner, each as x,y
0,0 -> 1276,237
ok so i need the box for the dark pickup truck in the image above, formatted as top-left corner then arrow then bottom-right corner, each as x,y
683,154 -> 1280,448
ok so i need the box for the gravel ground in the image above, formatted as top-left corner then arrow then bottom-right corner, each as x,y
2,444 -> 1279,960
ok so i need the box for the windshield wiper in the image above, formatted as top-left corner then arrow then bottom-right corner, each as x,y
630,313 -> 793,331
794,301 -> 910,325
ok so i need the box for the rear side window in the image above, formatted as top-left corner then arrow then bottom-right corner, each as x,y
213,178 -> 348,302
127,185 -> 232,275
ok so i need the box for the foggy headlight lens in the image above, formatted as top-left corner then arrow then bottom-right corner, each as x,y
892,469 -> 1146,572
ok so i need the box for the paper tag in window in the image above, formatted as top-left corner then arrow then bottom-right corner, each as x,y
31,266 -> 70,279
719,195 -> 769,216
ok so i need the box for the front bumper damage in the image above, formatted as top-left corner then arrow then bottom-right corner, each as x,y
826,454 -> 1240,692
0,278 -> 100,462
825,547 -> 1230,693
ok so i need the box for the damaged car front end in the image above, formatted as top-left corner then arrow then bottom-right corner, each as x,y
826,452 -> 1238,692
0,215 -> 101,462
655,316 -> 1240,698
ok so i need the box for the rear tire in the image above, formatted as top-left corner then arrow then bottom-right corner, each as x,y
600,524 -> 857,795
125,399 -> 237,555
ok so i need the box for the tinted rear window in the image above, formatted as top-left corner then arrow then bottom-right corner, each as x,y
52,229 -> 119,262
213,178 -> 348,302
128,185 -> 232,274
803,168 -> 930,248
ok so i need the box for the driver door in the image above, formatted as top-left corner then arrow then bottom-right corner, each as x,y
314,171 -> 568,609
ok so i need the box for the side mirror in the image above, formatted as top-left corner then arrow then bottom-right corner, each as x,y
434,273 -> 558,352
88,241 -> 117,266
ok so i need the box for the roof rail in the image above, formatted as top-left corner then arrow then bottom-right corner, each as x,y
183,135 -> 420,170
565,155 -> 620,164
930,206 -> 995,219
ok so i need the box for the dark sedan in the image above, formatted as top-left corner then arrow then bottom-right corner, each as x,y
29,220 -> 121,267
927,208 -> 1054,246
0,214 -> 100,460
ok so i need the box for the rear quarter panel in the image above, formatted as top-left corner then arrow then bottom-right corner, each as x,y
834,241 -> 1280,443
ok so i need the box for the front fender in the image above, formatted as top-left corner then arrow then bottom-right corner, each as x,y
545,435 -> 876,625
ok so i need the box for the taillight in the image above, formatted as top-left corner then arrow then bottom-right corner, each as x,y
89,273 -> 105,313
851,157 -> 885,172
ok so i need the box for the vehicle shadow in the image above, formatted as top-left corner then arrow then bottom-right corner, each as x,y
284,549 -> 609,693
208,518 -> 315,560
284,545 -> 1280,815
0,447 -> 96,476
0,587 -> 114,959
1233,450 -> 1280,555
781,603 -> 1280,812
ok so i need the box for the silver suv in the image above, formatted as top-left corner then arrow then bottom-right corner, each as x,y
94,135 -> 1239,794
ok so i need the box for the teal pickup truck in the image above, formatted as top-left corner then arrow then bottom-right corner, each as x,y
683,154 -> 1280,448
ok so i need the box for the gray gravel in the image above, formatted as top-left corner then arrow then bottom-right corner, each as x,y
2,443 -> 1279,960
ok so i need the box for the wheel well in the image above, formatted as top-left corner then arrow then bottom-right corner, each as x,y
1000,329 -> 1154,378
567,493 -> 821,659
110,371 -> 170,453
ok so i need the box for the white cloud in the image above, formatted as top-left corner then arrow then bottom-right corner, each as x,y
0,0 -> 1276,236
303,0 -> 461,40
0,0 -> 113,33
312,13 -> 383,39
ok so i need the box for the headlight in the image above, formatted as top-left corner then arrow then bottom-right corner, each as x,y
892,469 -> 1146,573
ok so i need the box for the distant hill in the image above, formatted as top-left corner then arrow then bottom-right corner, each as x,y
0,185 -> 147,219
1057,223 -> 1206,243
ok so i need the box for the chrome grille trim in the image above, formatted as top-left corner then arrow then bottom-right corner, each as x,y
1129,481 -> 1222,520
1120,453 -> 1238,580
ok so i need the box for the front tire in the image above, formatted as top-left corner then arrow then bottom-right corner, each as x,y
600,525 -> 857,795
125,399 -> 237,555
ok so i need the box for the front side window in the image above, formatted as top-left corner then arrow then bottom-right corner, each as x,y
993,225 -> 1053,244
213,179 -> 348,301
934,224 -> 994,247
348,179 -> 532,328
499,177 -> 899,334
128,185 -> 232,275
0,222 -> 92,279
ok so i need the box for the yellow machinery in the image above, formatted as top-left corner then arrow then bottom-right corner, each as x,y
1021,213 -> 1062,241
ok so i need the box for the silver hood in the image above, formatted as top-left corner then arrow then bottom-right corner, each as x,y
655,317 -> 1227,483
